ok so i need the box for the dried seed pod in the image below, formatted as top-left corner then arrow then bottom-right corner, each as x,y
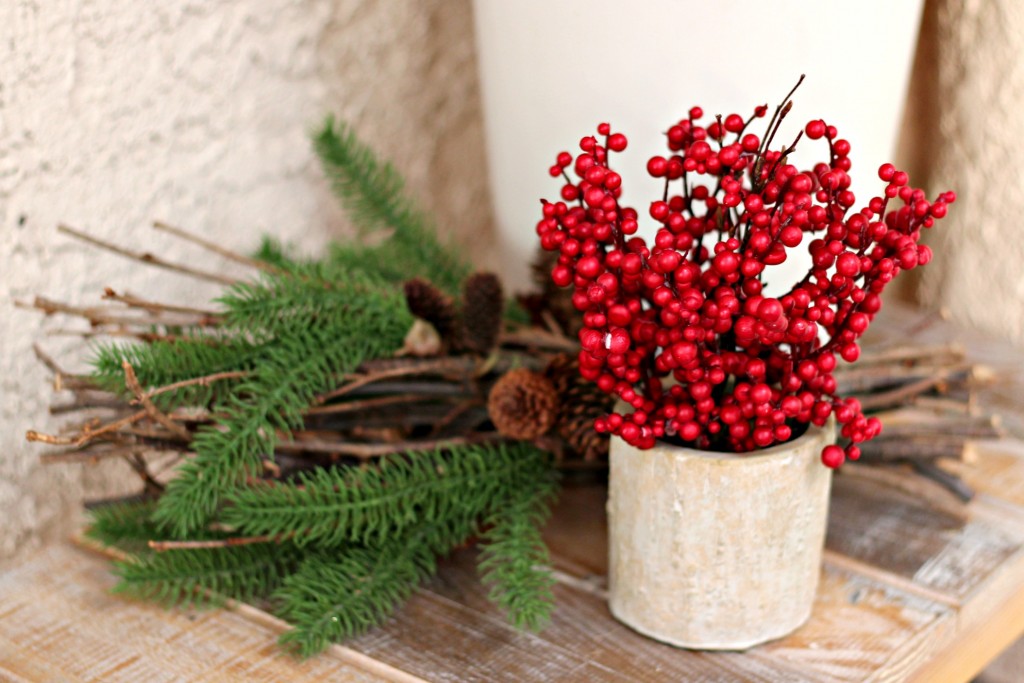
488,368 -> 558,440
462,272 -> 504,354
403,278 -> 460,348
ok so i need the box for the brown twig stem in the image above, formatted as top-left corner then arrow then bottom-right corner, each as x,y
499,329 -> 578,352
123,361 -> 192,441
23,296 -> 214,329
58,223 -> 238,286
143,370 -> 249,401
102,288 -> 223,319
148,534 -> 286,552
857,375 -> 955,411
854,343 -> 965,366
305,393 -> 431,416
46,328 -> 197,343
50,395 -> 129,414
911,460 -> 975,502
26,410 -> 147,447
153,220 -> 289,276
839,463 -> 969,522
274,433 -> 504,458
318,359 -> 468,403
428,399 -> 485,437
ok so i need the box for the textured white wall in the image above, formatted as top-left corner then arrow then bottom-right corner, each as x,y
0,0 -> 494,561
917,0 -> 1024,344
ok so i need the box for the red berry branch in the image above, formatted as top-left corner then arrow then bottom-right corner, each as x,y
535,79 -> 955,468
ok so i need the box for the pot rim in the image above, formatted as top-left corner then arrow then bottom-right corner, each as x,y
610,412 -> 835,463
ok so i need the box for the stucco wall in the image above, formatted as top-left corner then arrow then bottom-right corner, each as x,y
916,0 -> 1024,344
0,0 -> 494,561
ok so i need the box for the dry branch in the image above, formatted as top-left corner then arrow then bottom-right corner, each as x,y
58,223 -> 238,286
102,288 -> 223,319
122,361 -> 192,441
153,220 -> 289,276
273,433 -> 505,458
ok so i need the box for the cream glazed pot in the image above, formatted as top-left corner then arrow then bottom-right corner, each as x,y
607,420 -> 835,650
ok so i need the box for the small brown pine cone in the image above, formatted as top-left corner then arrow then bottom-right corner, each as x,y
488,368 -> 558,440
403,278 -> 460,347
545,353 -> 614,461
461,272 -> 504,354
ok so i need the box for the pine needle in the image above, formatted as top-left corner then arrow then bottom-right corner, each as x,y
478,473 -> 559,631
152,275 -> 412,537
274,514 -> 477,657
223,442 -> 553,547
313,118 -> 471,294
114,543 -> 305,609
85,499 -> 161,556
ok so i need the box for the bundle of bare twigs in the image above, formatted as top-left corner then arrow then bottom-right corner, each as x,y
23,222 -> 592,501
24,223 -> 998,514
833,342 -> 999,508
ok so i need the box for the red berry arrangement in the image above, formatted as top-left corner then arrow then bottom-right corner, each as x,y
536,78 -> 955,468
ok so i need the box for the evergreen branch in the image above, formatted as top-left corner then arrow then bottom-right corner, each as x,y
113,543 -> 304,609
85,499 -> 161,555
153,283 -> 412,537
217,267 -> 398,338
313,118 -> 471,294
222,442 -> 552,547
478,468 -> 559,631
90,336 -> 263,409
252,236 -> 307,272
275,514 -> 477,657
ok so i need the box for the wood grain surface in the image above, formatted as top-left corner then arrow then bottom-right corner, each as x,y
2,302 -> 1024,682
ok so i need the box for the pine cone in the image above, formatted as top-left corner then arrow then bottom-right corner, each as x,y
462,272 -> 504,354
488,368 -> 558,440
403,278 -> 461,348
545,353 -> 614,461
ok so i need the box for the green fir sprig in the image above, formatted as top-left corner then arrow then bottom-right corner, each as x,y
85,499 -> 161,556
222,442 -> 551,547
69,115 -> 560,656
113,543 -> 305,609
152,283 -> 412,536
478,474 -> 559,631
314,118 -> 472,295
274,513 -> 478,656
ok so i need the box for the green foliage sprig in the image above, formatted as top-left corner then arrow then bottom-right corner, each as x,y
85,499 -> 161,556
114,544 -> 305,609
153,283 -> 412,536
70,117 -> 559,657
314,118 -> 472,295
478,469 -> 559,631
222,442 -> 551,547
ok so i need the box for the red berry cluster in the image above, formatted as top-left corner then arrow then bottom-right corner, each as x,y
536,88 -> 954,468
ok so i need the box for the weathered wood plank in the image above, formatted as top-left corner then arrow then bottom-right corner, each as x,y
0,545 -> 398,683
948,440 -> 1024,508
826,473 -> 1024,601
347,578 -> 622,683
423,540 -> 953,683
421,550 -> 814,683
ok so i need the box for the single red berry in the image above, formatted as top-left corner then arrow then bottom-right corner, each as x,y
821,445 -> 845,468
608,133 -> 628,152
805,120 -> 827,140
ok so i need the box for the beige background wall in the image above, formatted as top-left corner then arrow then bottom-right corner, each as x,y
0,0 -> 495,563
